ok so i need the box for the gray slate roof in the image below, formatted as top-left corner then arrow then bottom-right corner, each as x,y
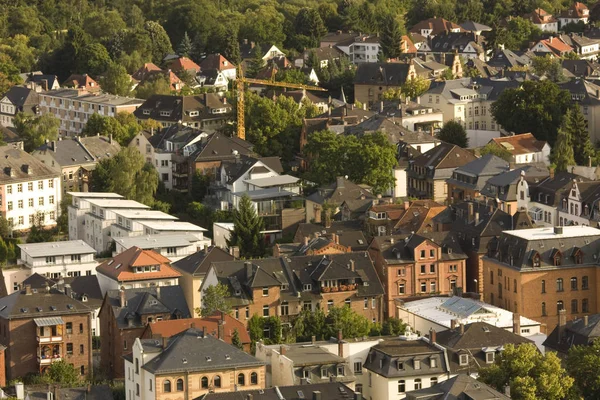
306,176 -> 374,206
354,63 -> 413,86
172,247 -> 234,276
447,154 -> 509,191
201,382 -> 354,400
34,136 -> 120,167
0,286 -> 92,319
405,374 -> 510,400
0,146 -> 58,184
3,86 -> 39,111
544,313 -> 600,353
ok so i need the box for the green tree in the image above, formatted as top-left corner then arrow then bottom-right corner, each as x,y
101,62 -> 132,96
401,76 -> 431,99
567,338 -> 600,399
293,308 -> 327,341
92,147 -> 159,205
489,17 -> 541,51
437,120 -> 469,148
45,360 -> 82,385
552,118 -> 575,172
0,217 -> 11,238
323,306 -> 372,339
294,8 -> 328,49
479,143 -> 513,162
135,75 -> 172,99
381,318 -> 407,336
0,237 -> 8,265
226,194 -> 265,258
177,31 -> 193,57
379,14 -> 404,60
231,329 -> 243,350
144,21 -> 174,64
491,80 -> 572,146
197,283 -> 231,317
568,106 -> 595,166
222,30 -> 241,65
27,212 -> 53,243
478,344 -> 573,400
440,68 -> 455,81
15,112 -> 59,152
191,171 -> 211,202
56,193 -> 72,236
248,314 -> 283,351
246,44 -> 264,78
531,56 -> 565,83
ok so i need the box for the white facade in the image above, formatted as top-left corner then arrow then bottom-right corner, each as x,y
392,168 -> 407,198
125,339 -> 160,400
137,220 -> 207,240
2,265 -> 32,294
154,152 -> 173,190
67,192 -> 124,241
363,363 -> 448,400
96,269 -> 180,296
3,176 -> 61,232
213,222 -> 234,249
113,233 -> 211,262
18,240 -> 97,279
559,181 -> 593,226
0,96 -> 17,127
110,210 -> 178,239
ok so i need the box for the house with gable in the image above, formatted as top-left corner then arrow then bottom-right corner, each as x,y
62,74 -> 101,93
406,374 -> 510,399
488,133 -> 550,165
410,17 -> 463,39
557,179 -> 600,227
560,33 -> 600,59
0,86 -> 39,128
199,53 -> 237,81
523,8 -> 558,32
558,2 -> 589,28
354,62 -> 417,106
530,36 -> 574,57
305,176 -> 375,223
446,154 -> 510,203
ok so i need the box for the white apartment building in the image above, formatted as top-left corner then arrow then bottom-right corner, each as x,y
18,240 -> 97,279
113,233 -> 211,262
137,220 -> 207,239
0,147 -> 61,232
82,199 -> 150,253
67,192 -> 124,241
109,209 -> 178,239
39,89 -> 144,136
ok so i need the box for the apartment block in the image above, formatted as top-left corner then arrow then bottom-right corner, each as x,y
67,192 -> 124,241
114,233 -> 211,262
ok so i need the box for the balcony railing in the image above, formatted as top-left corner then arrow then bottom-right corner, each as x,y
37,335 -> 63,343
321,284 -> 358,293
38,355 -> 62,365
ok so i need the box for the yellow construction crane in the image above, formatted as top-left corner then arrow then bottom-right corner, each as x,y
236,65 -> 327,140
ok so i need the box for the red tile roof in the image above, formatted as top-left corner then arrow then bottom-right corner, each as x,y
96,246 -> 181,282
523,8 -> 557,24
559,2 -> 589,18
410,18 -> 463,36
169,57 -> 201,73
491,133 -> 547,155
540,37 -> 573,55
132,63 -> 162,81
63,74 -> 101,92
200,54 -> 236,71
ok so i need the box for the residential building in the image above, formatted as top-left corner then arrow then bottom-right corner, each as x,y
0,86 -> 39,128
410,18 -> 463,38
523,8 -> 558,32
487,49 -> 532,70
558,79 -> 600,144
488,133 -> 551,165
62,74 -> 101,93
166,56 -> 201,75
531,36 -> 574,57
171,247 -> 235,317
32,135 -> 121,193
199,54 -> 237,81
305,176 -> 375,223
562,59 -> 600,79
397,296 -> 544,339
0,146 -> 61,232
109,209 -> 178,239
435,322 -> 534,376
446,154 -> 509,203
190,132 -> 255,182
21,73 -> 59,91
298,46 -> 345,69
113,233 -> 211,262
124,328 -> 265,399
368,232 -> 467,317
557,179 -> 600,227
365,202 -> 408,237
393,200 -> 448,234
0,284 -> 93,381
405,374 -> 510,399
25,385 -> 113,400
407,142 -> 478,202
66,192 -> 124,242
483,225 -> 600,328
99,286 -> 190,379
354,63 -> 417,106
526,171 -> 585,227
0,126 -> 23,150
38,89 -> 144,136
136,220 -> 208,238
459,21 -> 492,36
362,330 -> 450,400
419,32 -> 485,60
558,2 -> 589,28
543,311 -> 600,355
200,252 -> 385,327
293,221 -> 369,252
131,63 -> 184,92
335,34 -> 381,63
134,94 -> 233,130
95,247 -> 181,295
196,69 -> 229,91
141,311 -> 251,352
202,382 -> 358,400
16,240 -> 97,280
129,131 -> 156,165
560,33 -> 600,59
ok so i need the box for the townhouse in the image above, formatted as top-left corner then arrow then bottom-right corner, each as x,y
124,329 -> 265,399
394,200 -> 448,234
38,89 -> 144,136
558,2 -> 589,28
0,86 -> 39,128
446,154 -> 509,203
561,33 -> 600,59
530,36 -> 574,57
487,133 -> 550,165
410,18 -> 463,39
0,146 -> 61,232
544,311 -> 600,356
557,179 -> 600,227
199,54 -> 237,81
353,63 -> 417,107
483,225 -> 600,328
526,171 -> 584,227
523,8 -> 558,32
368,232 -> 467,317
200,253 -> 385,327
419,32 -> 485,61
365,202 -> 407,237
335,34 -> 381,64
306,176 -> 375,223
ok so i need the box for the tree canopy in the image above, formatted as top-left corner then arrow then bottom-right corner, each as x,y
437,120 -> 469,148
198,283 -> 231,317
226,194 -> 266,259
15,112 -> 59,152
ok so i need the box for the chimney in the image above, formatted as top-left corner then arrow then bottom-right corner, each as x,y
558,309 -> 567,341
404,200 -> 410,210
589,156 -> 593,168
229,246 -> 240,258
24,284 -> 32,295
65,284 -> 72,298
429,328 -> 437,343
459,323 -> 464,335
311,335 -> 316,344
218,319 -> 224,340
280,345 -> 286,355
109,134 -> 113,144
474,212 -> 479,225
52,141 -> 57,152
303,236 -> 309,247
245,261 -> 253,280
584,315 -> 589,326
223,97 -> 227,105
338,339 -> 344,358
119,288 -> 126,308
554,226 -> 563,235
312,391 -> 322,400
163,336 -> 169,348
467,202 -> 474,222
379,101 -> 384,114
354,393 -> 363,400
451,319 -> 457,330
247,395 -> 253,400
190,322 -> 196,329
350,260 -> 355,271
314,206 -> 322,224
513,313 -> 521,335
549,167 -> 555,179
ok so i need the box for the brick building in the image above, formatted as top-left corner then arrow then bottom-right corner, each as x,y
483,225 -> 600,328
98,286 -> 191,379
0,284 -> 93,381
368,232 -> 468,317
201,253 -> 385,327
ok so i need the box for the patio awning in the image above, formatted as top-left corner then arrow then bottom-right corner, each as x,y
34,317 -> 64,327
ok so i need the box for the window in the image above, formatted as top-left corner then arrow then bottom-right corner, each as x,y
80,344 -> 84,354
123,339 -> 127,350
354,361 -> 362,373
355,384 -> 363,393
163,380 -> 171,393
420,250 -> 425,258
486,352 -> 495,363
430,281 -> 436,292
176,379 -> 183,391
430,358 -> 437,368
321,368 -> 328,378
66,343 -> 73,355
136,383 -> 139,396
17,184 -> 22,192
49,196 -> 54,204
39,197 -> 44,206
27,182 -> 33,191
582,276 -> 589,290
250,372 -> 258,384
431,377 -> 438,386
7,201 -> 12,211
6,186 -> 11,194
542,280 -> 546,293
398,283 -> 405,295
281,301 -> 289,316
135,358 -> 139,374
421,282 -> 426,292
572,299 -> 578,313
302,369 -> 310,379
18,216 -> 23,225
430,264 -> 435,273
398,380 -> 406,393
372,297 -> 376,309
557,278 -> 564,292
238,373 -> 245,386
262,287 -> 269,296
459,354 -> 469,366
17,200 -> 23,209
414,378 -> 422,390
263,305 -> 269,317
414,360 -> 421,369
28,198 -> 33,207
420,265 -> 426,274
48,180 -> 53,188
66,322 -> 72,334
583,298 -> 589,313
557,300 -> 564,313
571,277 -> 578,290
149,380 -> 152,392
303,284 -> 312,291
542,302 -> 547,316
364,298 -> 368,309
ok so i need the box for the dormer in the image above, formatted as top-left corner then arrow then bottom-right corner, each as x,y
572,247 -> 583,264
531,251 -> 541,267
552,249 -> 562,266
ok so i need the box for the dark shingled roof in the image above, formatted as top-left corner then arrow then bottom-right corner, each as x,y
3,86 -> 39,111
354,63 -> 414,86
411,142 -> 477,171
293,221 -> 369,251
447,154 -> 509,191
0,146 -> 59,184
201,382 -> 355,400
529,171 -> 586,208
0,286 -> 92,319
190,132 -> 254,162
173,247 -> 234,276
34,136 -> 120,167
544,313 -> 600,354
141,328 -> 264,374
306,176 -> 375,206
26,385 -> 114,400
134,94 -> 232,123
405,374 -> 510,400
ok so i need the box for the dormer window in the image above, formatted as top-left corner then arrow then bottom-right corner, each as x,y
430,357 -> 437,368
189,111 -> 199,117
159,111 -> 172,117
553,250 -> 562,266
397,361 -> 404,370
532,252 -> 540,267
486,352 -> 495,364
459,354 -> 469,366
303,284 -> 312,291
142,109 -> 151,115
414,360 -> 420,370
573,248 -> 583,264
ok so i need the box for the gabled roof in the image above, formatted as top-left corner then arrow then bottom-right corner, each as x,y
0,146 -> 59,184
491,133 -> 547,155
172,247 -> 234,276
202,382 -> 355,400
62,74 -> 100,92
558,2 -> 589,19
406,374 -> 510,399
200,54 -> 236,71
394,200 -> 447,234
453,154 -> 509,177
294,221 -> 369,251
354,62 -> 414,86
2,86 -> 39,109
306,176 -> 374,206
523,8 -> 557,24
411,142 -> 477,170
168,56 -> 201,72
96,246 -> 181,282
0,286 -> 92,320
410,17 -> 463,36
133,94 -> 232,122
459,21 -> 492,32
544,313 -> 600,353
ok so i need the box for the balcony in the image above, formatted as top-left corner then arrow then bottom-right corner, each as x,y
37,335 -> 63,344
321,283 -> 358,294
38,355 -> 62,365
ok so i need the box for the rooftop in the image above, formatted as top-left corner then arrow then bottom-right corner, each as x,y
504,225 -> 600,240
41,89 -> 144,106
85,198 -> 150,209
67,192 -> 123,199
96,246 -> 181,282
113,209 -> 178,221
139,220 -> 207,232
279,345 -> 345,366
202,382 -> 355,400
18,240 -> 96,258
114,234 -> 205,251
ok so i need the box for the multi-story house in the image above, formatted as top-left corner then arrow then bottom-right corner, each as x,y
133,94 -> 233,131
129,131 -> 156,165
557,179 -> 600,227
172,247 -> 235,317
200,54 -> 237,81
407,142 -> 477,202
201,253 -> 385,327
368,232 -> 467,317
191,133 -> 254,179
526,170 -> 584,227
335,34 -> 381,63
62,74 -> 101,93
16,240 -> 97,280
365,202 -> 408,237
406,374 -> 510,399
113,233 -> 211,262
0,146 -> 61,232
420,32 -> 485,60
96,247 -> 181,295
0,284 -> 93,381
166,56 -> 201,75
558,2 -> 589,28
530,36 -> 574,57
0,86 -> 39,127
306,176 -> 375,224
560,33 -> 600,60
362,330 -> 450,400
67,192 -> 124,241
559,79 -> 600,144
394,200 -> 448,234
480,165 -> 549,216
38,89 -> 144,136
446,154 -> 509,203
32,135 -> 121,193
354,63 -> 417,106
487,133 -> 551,165
543,310 -> 600,356
523,8 -> 558,32
81,198 -> 150,253
131,63 -> 184,92
124,328 -> 265,399
99,286 -> 190,379
21,73 -> 60,91
410,17 -> 463,38
483,225 -> 600,328
203,382 -> 357,400
109,209 -> 177,239
293,221 -> 369,252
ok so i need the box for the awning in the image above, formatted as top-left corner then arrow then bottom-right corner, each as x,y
34,317 -> 64,327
